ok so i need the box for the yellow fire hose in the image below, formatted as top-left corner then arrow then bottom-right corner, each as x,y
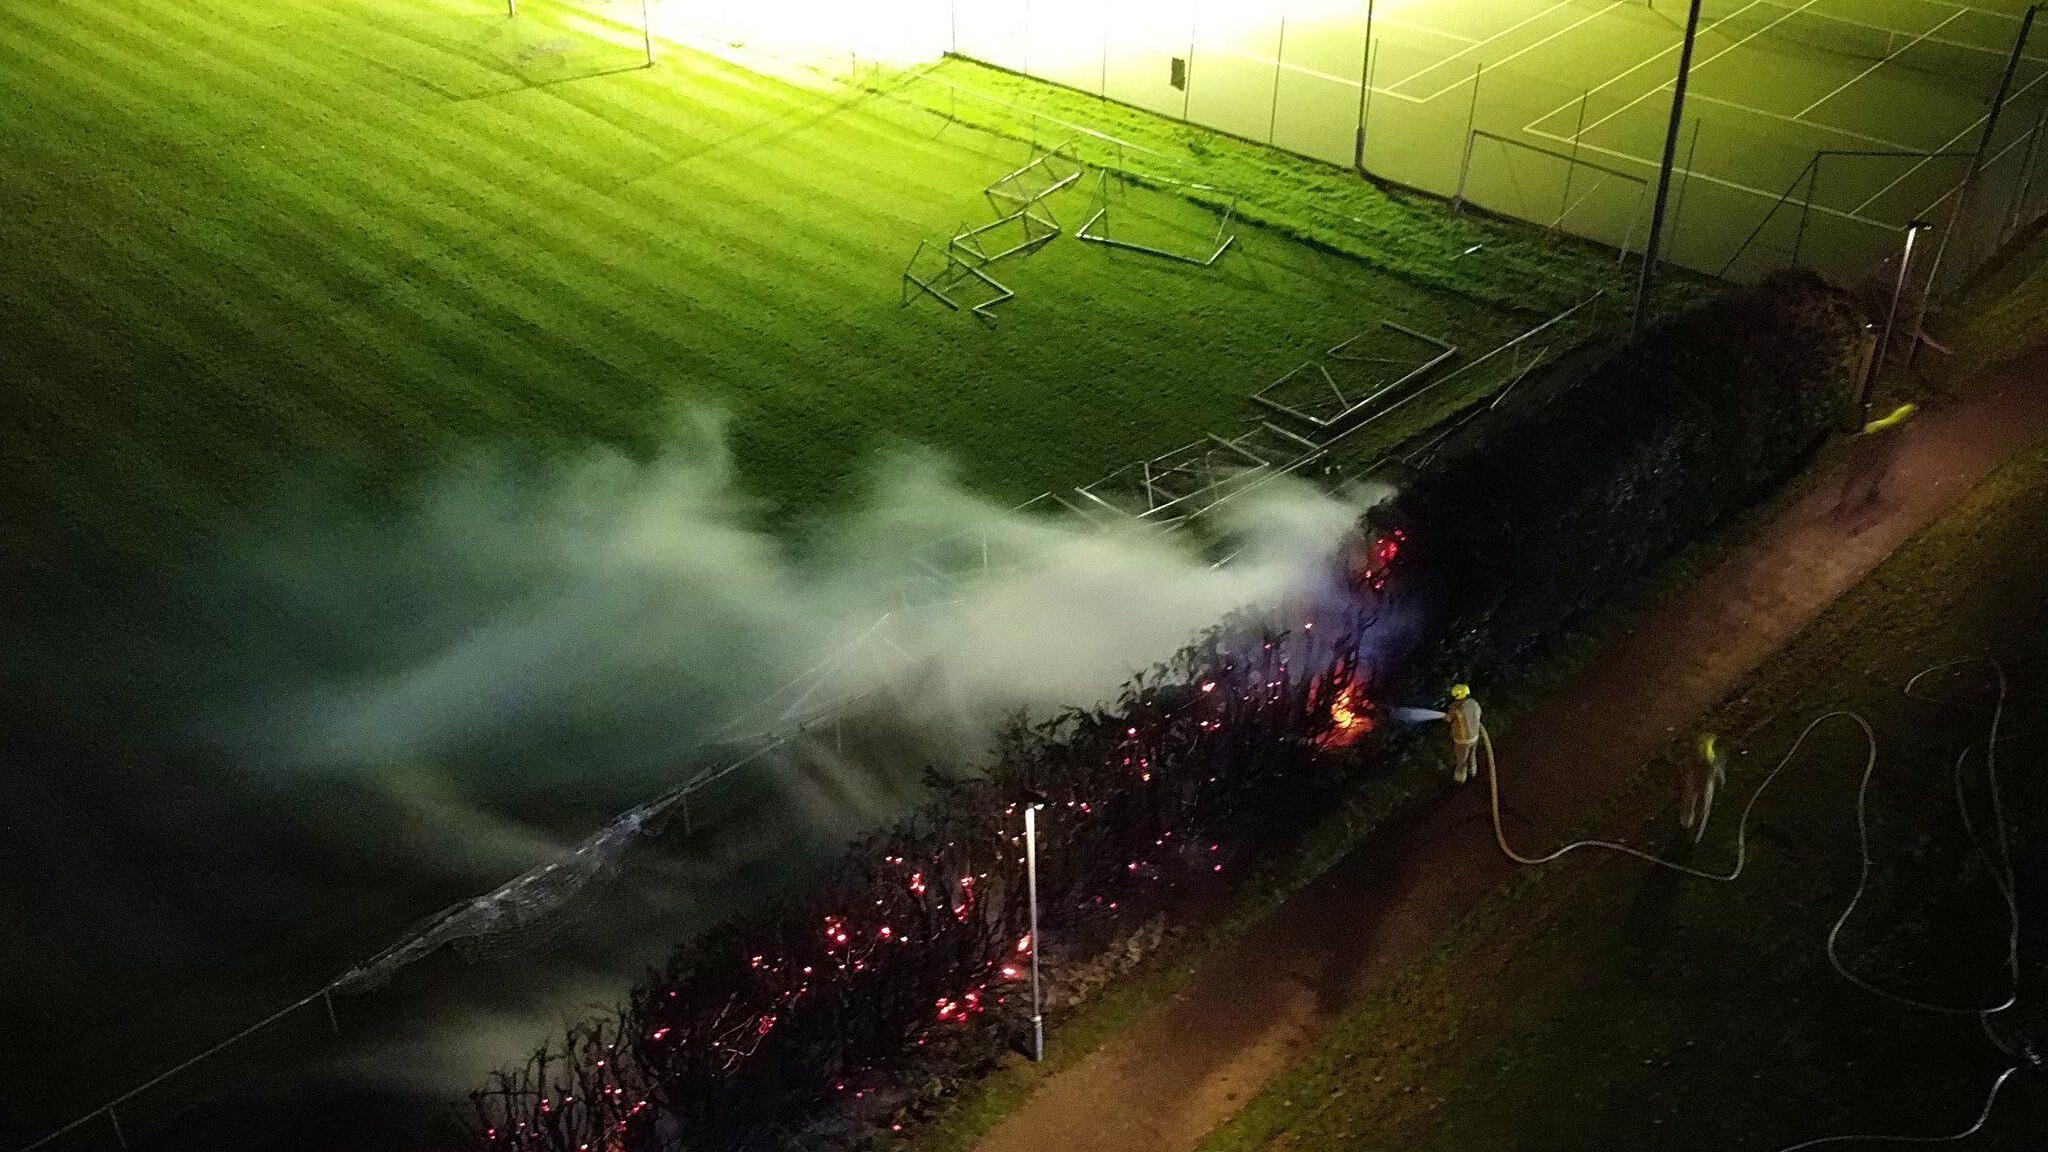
1466,658 -> 2026,1146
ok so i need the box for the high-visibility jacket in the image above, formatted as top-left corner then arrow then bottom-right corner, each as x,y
1447,697 -> 1481,746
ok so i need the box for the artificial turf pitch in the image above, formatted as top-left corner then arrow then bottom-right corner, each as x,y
0,0 -> 1589,583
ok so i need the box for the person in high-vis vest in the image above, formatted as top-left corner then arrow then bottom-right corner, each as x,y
1445,683 -> 1482,784
1680,732 -> 1727,843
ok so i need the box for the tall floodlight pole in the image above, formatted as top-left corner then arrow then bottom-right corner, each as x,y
1868,220 -> 1933,412
1633,0 -> 1705,332
1024,801 -> 1045,1062
1353,0 -> 1375,171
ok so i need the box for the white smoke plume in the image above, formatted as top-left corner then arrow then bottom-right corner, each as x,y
34,411 -> 1388,1104
251,411 -> 1381,796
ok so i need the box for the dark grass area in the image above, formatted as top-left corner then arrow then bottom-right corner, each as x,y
1200,437 -> 2048,1152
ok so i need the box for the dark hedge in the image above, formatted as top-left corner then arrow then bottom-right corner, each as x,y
1382,270 -> 1865,681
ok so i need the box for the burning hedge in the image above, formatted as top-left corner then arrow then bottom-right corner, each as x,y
465,548 -> 1401,1151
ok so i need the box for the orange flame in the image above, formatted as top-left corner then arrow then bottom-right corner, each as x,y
1316,678 -> 1374,749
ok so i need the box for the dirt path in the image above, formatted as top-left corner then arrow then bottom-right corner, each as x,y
974,350 -> 2048,1152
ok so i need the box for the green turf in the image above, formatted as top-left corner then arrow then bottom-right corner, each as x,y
0,0 -> 1624,587
860,58 -> 1665,320
940,0 -> 2048,288
1198,441 -> 2048,1151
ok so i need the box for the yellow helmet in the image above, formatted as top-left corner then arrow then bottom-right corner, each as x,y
1449,683 -> 1470,700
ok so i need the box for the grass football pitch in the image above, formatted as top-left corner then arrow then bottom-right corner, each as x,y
0,0 -> 1634,588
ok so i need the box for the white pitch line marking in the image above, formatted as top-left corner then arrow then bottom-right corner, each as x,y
1522,0 -> 1771,134
1687,92 -> 1935,152
1760,2 -> 2048,64
1522,123 -> 1905,230
1799,9 -> 1967,118
1378,18 -> 1481,45
1855,63 -> 2048,214
1565,0 -> 1832,142
1379,0 -> 1582,97
1402,0 -> 1628,103
1910,111 -> 2045,218
1206,43 -> 1431,105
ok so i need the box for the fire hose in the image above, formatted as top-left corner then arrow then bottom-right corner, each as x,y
1463,657 -> 2026,1146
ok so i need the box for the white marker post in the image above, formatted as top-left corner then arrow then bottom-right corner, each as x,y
1870,220 -> 1932,412
1024,802 -> 1044,1062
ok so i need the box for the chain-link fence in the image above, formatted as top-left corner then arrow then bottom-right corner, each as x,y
938,0 -> 2048,314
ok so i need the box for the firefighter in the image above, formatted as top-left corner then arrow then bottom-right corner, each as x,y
1680,732 -> 1727,843
1445,683 -> 1482,784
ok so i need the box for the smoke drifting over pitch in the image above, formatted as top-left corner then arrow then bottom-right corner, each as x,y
4,413 -> 1389,1111
246,412 -> 1384,822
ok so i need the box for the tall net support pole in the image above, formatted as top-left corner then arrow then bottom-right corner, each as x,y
1910,2 -> 2039,363
1452,63 -> 1484,209
2004,104 -> 2048,241
1100,8 -> 1109,98
1635,0 -> 1704,332
1354,0 -> 1375,170
1791,156 -> 1820,268
1268,16 -> 1287,145
641,0 -> 654,67
1667,117 -> 1702,266
1561,90 -> 1589,226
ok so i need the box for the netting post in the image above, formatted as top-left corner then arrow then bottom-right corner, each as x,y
323,989 -> 339,1033
1911,1 -> 2038,356
1635,0 -> 1703,332
1791,157 -> 1818,268
1353,0 -> 1375,171
506,0 -> 515,15
1667,117 -> 1701,263
1267,16 -> 1287,146
681,792 -> 692,837
108,1108 -> 128,1151
1561,89 -> 1589,226
1452,63 -> 1482,210
640,0 -> 654,67
2004,104 -> 2048,241
1099,7 -> 1109,99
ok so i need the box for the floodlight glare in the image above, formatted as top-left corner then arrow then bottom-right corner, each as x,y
652,0 -> 1375,73
650,0 -> 951,66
